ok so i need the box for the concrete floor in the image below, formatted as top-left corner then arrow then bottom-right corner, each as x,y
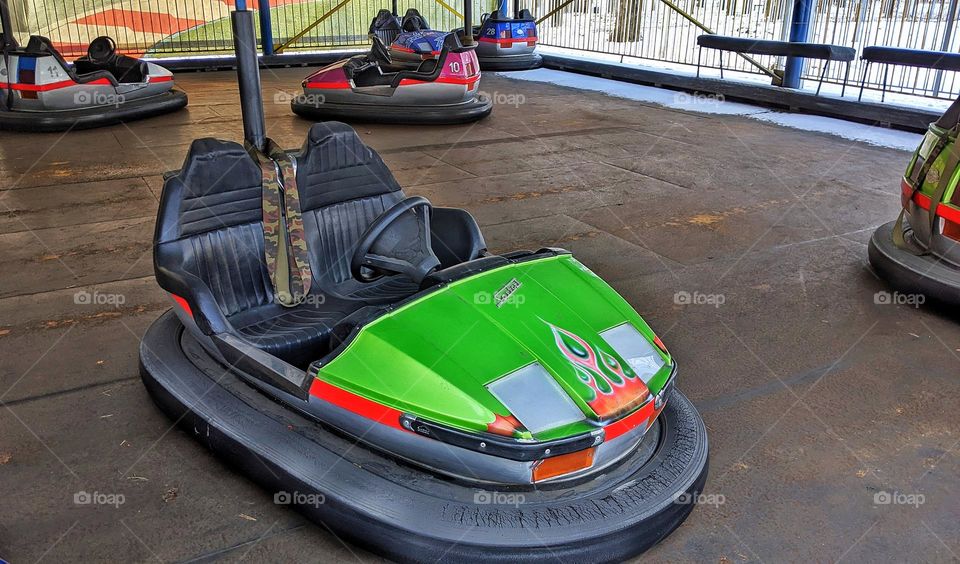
1,68 -> 958,563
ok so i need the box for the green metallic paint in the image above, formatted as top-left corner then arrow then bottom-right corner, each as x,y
910,125 -> 960,203
315,255 -> 673,438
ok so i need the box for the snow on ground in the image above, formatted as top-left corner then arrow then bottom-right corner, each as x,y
503,67 -> 924,151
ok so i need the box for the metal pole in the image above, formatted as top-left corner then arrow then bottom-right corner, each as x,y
0,0 -> 15,47
933,0 -> 959,96
259,0 -> 274,56
782,0 -> 813,89
463,0 -> 474,45
392,0 -> 398,15
233,9 -> 266,150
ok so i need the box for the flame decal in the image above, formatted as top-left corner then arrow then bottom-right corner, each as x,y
548,322 -> 651,419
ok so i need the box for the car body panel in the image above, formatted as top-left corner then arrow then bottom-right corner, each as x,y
476,17 -> 538,58
0,53 -> 174,111
902,123 -> 960,266
300,50 -> 481,106
315,254 -> 673,440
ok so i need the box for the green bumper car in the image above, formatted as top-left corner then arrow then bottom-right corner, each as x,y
140,120 -> 709,561
869,94 -> 960,306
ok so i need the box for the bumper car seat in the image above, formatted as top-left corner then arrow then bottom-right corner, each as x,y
73,36 -> 148,83
400,8 -> 430,31
21,35 -> 120,86
154,123 -> 486,367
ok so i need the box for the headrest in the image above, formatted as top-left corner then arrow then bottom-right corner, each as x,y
178,138 -> 260,199
295,122 -> 402,210
443,31 -> 467,52
157,138 -> 263,241
25,35 -> 55,54
299,122 -> 380,172
401,8 -> 429,31
518,8 -> 534,19
370,9 -> 401,31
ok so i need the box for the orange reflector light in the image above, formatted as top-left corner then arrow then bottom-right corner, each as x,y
943,219 -> 960,242
654,336 -> 668,354
532,448 -> 596,482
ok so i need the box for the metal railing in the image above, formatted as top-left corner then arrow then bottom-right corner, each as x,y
2,0 -> 494,57
3,0 -> 958,98
531,0 -> 960,99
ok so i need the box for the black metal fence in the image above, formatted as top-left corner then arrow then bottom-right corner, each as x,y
531,0 -> 960,99
2,0 -> 495,57
4,0 -> 958,98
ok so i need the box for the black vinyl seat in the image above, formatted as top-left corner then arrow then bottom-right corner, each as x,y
21,35 -> 120,86
401,8 -> 430,31
154,123 -> 486,367
73,36 -> 149,83
292,122 -> 422,302
154,137 -> 349,367
369,9 -> 403,46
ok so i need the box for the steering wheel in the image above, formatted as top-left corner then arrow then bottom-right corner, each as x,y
351,196 -> 441,285
370,36 -> 392,66
88,36 -> 117,62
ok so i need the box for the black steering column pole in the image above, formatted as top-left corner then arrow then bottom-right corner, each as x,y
0,0 -> 15,48
461,0 -> 474,46
232,7 -> 266,151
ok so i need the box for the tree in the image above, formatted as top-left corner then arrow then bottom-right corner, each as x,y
610,0 -> 642,42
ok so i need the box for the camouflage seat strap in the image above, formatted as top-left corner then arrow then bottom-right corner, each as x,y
246,141 -> 302,307
266,139 -> 313,301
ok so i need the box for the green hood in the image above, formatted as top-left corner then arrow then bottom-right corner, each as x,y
316,254 -> 672,439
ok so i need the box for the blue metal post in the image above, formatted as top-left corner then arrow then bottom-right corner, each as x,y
258,0 -> 274,56
496,0 -> 508,18
782,0 -> 813,89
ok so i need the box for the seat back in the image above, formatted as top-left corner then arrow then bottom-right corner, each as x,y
74,54 -> 147,83
73,36 -> 147,83
293,122 -> 405,287
401,8 -> 429,31
154,139 -> 275,320
23,35 -> 71,71
369,9 -> 402,46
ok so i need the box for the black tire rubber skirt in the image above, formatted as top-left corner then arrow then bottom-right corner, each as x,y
0,89 -> 188,132
140,311 -> 710,563
478,53 -> 543,72
291,95 -> 493,125
868,220 -> 960,307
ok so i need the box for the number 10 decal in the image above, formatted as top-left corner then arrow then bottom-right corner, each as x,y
449,61 -> 461,73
